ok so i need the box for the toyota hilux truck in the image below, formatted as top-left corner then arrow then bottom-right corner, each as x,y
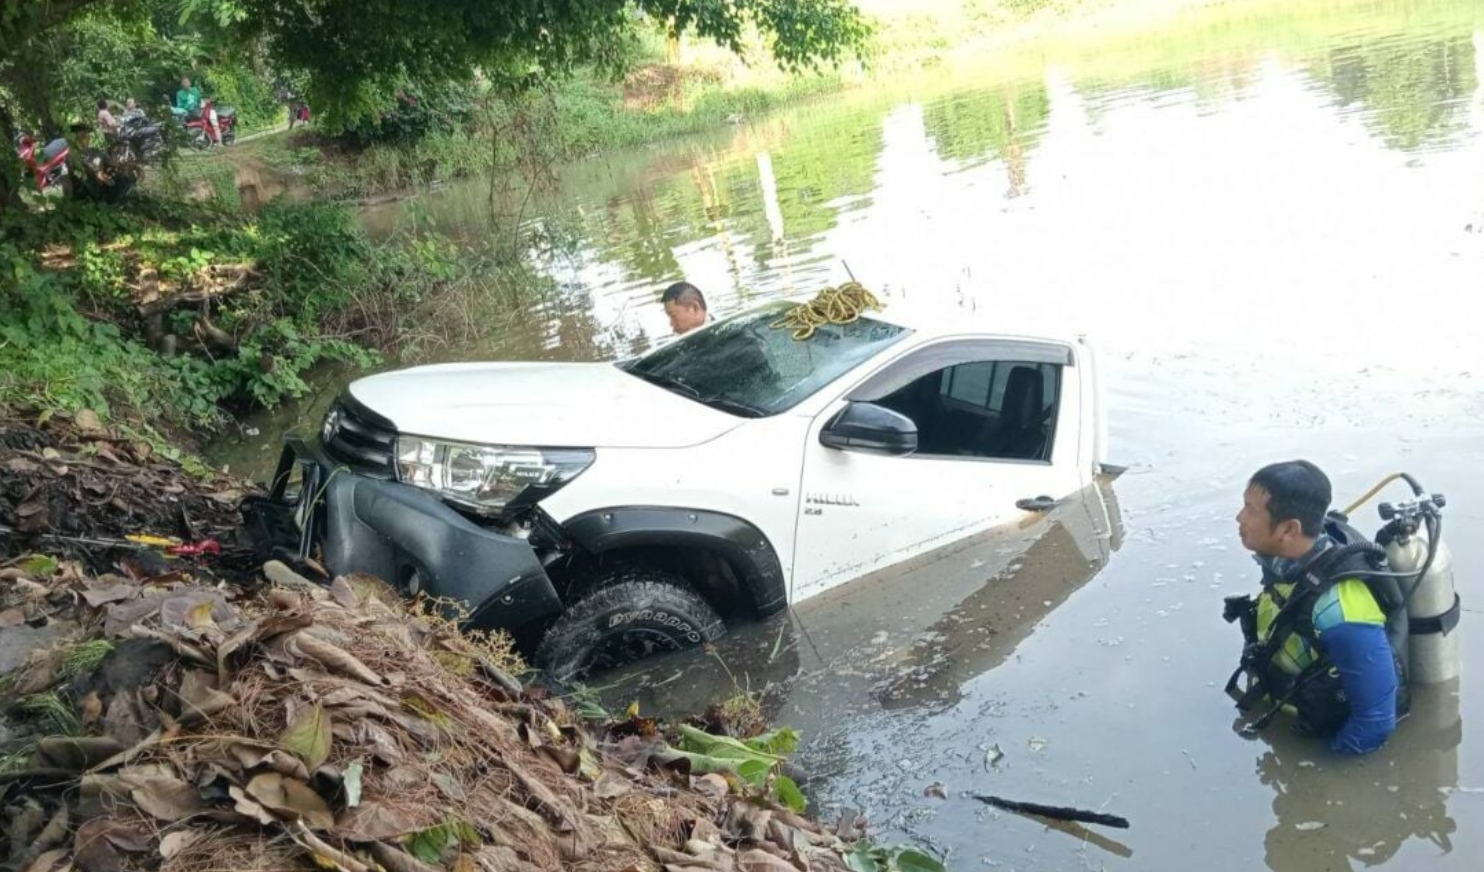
249,297 -> 1109,678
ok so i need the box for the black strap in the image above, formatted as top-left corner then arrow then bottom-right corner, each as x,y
1245,661 -> 1329,733
1410,594 -> 1461,636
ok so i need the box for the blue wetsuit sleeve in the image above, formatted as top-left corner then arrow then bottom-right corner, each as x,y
1317,621 -> 1398,755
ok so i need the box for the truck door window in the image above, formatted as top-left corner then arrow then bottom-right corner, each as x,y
878,361 -> 1060,461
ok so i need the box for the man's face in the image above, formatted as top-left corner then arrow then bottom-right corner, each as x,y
182,78 -> 191,88
664,300 -> 705,335
1237,484 -> 1292,556
126,98 -> 135,109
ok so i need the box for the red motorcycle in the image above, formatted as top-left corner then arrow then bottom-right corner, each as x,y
14,133 -> 69,192
171,98 -> 238,148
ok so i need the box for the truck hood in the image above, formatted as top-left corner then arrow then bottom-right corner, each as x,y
347,361 -> 745,449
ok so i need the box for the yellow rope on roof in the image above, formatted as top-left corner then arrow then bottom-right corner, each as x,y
769,281 -> 883,341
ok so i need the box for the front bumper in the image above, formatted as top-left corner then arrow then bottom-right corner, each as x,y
243,435 -> 562,631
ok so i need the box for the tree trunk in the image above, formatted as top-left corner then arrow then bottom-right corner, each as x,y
666,18 -> 682,64
0,101 -> 25,217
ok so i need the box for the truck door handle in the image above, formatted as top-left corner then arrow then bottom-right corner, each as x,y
1016,495 -> 1058,512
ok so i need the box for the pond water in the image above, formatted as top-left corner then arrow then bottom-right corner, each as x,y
211,0 -> 1484,868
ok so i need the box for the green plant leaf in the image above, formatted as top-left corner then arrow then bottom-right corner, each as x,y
891,849 -> 946,872
280,703 -> 332,771
747,726 -> 801,756
736,758 -> 771,787
845,847 -> 881,872
20,555 -> 59,577
404,824 -> 450,864
774,774 -> 807,813
343,760 -> 364,808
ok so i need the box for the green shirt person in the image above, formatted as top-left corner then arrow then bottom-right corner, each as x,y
175,76 -> 202,113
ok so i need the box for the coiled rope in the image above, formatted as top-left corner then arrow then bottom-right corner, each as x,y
769,281 -> 884,341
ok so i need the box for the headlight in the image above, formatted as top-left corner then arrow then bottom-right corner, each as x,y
395,437 -> 594,515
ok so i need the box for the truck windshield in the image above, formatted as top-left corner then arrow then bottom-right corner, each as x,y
623,301 -> 910,416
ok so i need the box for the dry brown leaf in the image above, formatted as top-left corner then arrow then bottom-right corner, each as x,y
280,702 -> 333,771
32,804 -> 70,853
176,669 -> 235,722
226,741 -> 311,780
81,584 -> 139,608
102,593 -> 167,638
35,736 -> 125,771
158,829 -> 204,860
103,692 -> 149,747
334,802 -> 422,841
368,841 -> 442,872
0,606 -> 27,627
289,630 -> 385,685
243,772 -> 335,830
159,591 -> 239,636
22,849 -> 71,872
74,408 -> 106,435
471,847 -> 525,872
592,774 -> 632,800
79,691 -> 104,727
73,818 -> 152,872
227,785 -> 277,826
216,611 -> 314,684
126,773 -> 208,822
737,850 -> 798,872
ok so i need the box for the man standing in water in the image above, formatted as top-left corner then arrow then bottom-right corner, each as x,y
1232,460 -> 1402,755
661,282 -> 708,336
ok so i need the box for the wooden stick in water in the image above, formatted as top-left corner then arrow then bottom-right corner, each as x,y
973,794 -> 1131,829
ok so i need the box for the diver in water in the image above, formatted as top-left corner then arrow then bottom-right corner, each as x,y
1226,460 -> 1407,755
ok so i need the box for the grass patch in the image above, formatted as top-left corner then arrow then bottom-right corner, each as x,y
18,691 -> 82,737
59,640 -> 115,679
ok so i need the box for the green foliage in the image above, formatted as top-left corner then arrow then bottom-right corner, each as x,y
0,193 -> 460,430
404,817 -> 480,864
202,55 -> 282,130
340,81 -> 477,147
18,691 -> 82,737
844,844 -> 947,872
60,640 -> 116,678
673,723 -> 806,811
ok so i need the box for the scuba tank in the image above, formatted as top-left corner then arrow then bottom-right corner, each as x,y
1377,492 -> 1459,683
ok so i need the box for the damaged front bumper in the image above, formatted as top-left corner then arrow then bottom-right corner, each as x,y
242,435 -> 562,632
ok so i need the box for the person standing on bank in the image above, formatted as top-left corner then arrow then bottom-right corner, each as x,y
661,281 -> 708,336
1230,460 -> 1405,755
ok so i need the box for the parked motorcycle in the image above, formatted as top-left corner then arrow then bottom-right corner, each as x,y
14,132 -> 69,193
170,98 -> 238,148
107,114 -> 167,167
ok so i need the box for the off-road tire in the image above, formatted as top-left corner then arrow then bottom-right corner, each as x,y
534,566 -> 725,681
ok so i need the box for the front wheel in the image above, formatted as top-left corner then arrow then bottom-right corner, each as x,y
534,566 -> 725,681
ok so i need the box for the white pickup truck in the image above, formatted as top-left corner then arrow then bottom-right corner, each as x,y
250,297 -> 1108,678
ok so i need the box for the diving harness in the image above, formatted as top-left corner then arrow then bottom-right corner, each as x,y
1224,474 -> 1456,735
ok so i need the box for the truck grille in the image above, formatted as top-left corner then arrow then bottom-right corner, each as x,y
322,395 -> 397,479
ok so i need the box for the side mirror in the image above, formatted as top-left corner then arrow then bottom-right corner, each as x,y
820,402 -> 918,456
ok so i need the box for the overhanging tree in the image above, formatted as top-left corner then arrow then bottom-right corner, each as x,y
0,0 -> 870,211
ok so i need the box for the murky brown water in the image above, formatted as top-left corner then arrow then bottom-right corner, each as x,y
212,0 -> 1484,868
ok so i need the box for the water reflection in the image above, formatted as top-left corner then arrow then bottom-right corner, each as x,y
594,478 -> 1122,731
1257,681 -> 1462,870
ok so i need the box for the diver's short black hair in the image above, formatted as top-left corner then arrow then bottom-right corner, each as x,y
1249,460 -> 1331,537
660,281 -> 706,310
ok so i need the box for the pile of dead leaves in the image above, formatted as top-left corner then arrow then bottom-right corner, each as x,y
0,408 -> 250,572
0,557 -> 905,872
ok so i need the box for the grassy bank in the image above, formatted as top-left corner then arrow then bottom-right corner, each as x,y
0,190 -> 548,441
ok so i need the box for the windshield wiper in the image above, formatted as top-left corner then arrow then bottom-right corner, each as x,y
632,369 -> 701,399
698,395 -> 766,418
